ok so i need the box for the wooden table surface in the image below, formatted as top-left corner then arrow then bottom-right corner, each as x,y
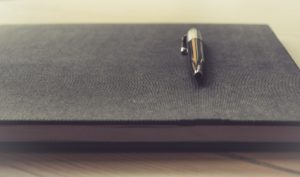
0,0 -> 300,176
0,152 -> 299,176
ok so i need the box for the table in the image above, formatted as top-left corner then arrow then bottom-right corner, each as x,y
0,0 -> 299,176
0,152 -> 300,176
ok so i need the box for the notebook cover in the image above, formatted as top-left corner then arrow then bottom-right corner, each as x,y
0,24 -> 299,124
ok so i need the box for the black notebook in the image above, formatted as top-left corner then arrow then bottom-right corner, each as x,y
0,24 -> 299,143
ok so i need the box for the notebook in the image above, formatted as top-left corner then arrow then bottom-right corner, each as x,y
0,24 -> 299,143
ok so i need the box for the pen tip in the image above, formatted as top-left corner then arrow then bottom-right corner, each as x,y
194,72 -> 203,79
194,64 -> 203,79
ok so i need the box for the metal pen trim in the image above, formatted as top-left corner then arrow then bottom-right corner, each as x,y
181,28 -> 205,79
187,28 -> 203,41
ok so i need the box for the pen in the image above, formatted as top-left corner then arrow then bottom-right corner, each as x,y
181,28 -> 205,78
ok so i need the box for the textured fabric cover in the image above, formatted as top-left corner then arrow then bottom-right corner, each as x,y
0,24 -> 299,123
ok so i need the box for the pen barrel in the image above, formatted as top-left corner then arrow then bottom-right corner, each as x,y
186,28 -> 204,77
187,38 -> 205,77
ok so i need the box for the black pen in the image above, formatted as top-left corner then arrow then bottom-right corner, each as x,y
181,28 -> 205,78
